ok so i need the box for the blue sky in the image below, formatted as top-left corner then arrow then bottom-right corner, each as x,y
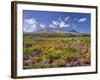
23,10 -> 91,34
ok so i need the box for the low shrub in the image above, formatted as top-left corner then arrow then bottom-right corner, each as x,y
23,48 -> 31,56
83,52 -> 90,59
32,57 -> 42,63
31,63 -> 48,68
50,50 -> 61,59
52,59 -> 63,67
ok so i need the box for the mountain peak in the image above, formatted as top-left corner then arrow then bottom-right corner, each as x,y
68,29 -> 78,33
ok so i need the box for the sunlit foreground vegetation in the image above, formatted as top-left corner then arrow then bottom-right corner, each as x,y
23,35 -> 91,69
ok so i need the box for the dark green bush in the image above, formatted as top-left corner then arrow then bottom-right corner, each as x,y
65,47 -> 77,53
63,53 -> 72,61
23,48 -> 31,56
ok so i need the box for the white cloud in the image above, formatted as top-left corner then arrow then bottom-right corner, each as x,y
49,24 -> 56,28
64,16 -> 70,21
40,24 -> 46,28
59,21 -> 69,27
49,20 -> 60,28
59,21 -> 65,27
50,18 -> 70,28
52,20 -> 59,26
78,18 -> 87,22
25,18 -> 37,24
24,18 -> 38,32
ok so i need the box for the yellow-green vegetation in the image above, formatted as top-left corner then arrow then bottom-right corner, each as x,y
23,35 -> 91,69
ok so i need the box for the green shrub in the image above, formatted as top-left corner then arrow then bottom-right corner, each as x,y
81,38 -> 90,45
33,48 -> 41,52
23,48 -> 31,56
50,50 -> 61,59
65,47 -> 77,53
42,52 -> 53,62
52,59 -> 63,67
62,52 -> 77,62
62,53 -> 71,61
83,52 -> 90,59
32,57 -> 42,63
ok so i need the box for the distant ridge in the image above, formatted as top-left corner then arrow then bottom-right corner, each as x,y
24,26 -> 90,37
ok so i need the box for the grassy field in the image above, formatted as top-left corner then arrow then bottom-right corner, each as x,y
23,35 -> 91,69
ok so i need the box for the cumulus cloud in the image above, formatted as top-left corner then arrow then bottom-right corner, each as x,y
24,18 -> 38,32
49,20 -> 60,28
64,16 -> 70,21
49,19 -> 70,28
40,24 -> 46,28
59,21 -> 65,27
59,21 -> 69,27
25,18 -> 37,24
78,18 -> 87,22
52,20 -> 59,26
49,24 -> 56,28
